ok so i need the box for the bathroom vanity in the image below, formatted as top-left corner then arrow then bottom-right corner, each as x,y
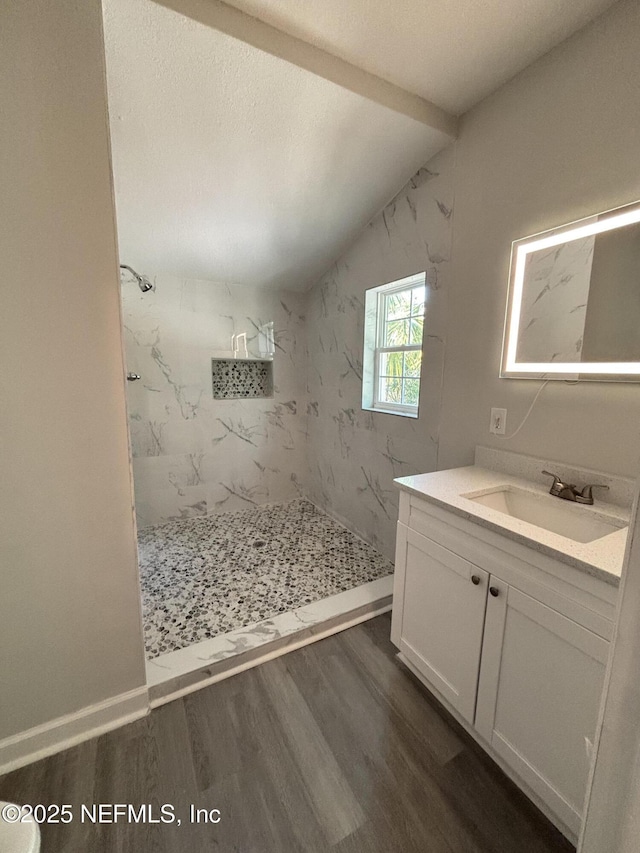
391,449 -> 631,843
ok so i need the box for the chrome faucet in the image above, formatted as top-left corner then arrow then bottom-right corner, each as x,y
542,470 -> 609,505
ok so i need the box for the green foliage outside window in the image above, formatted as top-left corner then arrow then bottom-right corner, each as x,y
377,283 -> 425,409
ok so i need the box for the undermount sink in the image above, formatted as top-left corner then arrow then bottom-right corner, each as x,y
462,485 -> 627,543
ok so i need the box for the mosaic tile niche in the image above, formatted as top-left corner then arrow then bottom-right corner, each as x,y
211,358 -> 274,400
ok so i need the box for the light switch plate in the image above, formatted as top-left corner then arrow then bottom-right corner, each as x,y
490,407 -> 507,435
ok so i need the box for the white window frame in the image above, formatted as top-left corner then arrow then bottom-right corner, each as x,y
362,272 -> 426,419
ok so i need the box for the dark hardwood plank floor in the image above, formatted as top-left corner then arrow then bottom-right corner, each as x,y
0,614 -> 574,852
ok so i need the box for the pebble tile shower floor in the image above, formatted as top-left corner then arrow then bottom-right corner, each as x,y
139,499 -> 393,658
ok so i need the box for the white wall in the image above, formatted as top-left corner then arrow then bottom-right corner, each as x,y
0,0 -> 146,741
439,0 -> 640,477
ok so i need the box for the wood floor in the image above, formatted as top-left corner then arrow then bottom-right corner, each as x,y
0,615 -> 574,852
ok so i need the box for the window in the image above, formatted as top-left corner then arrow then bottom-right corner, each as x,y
362,273 -> 426,418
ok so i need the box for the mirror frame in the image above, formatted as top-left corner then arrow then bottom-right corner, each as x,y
500,199 -> 640,382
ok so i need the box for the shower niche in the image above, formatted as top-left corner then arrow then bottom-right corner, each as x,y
211,358 -> 274,399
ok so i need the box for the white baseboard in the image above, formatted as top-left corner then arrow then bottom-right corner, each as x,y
0,686 -> 149,776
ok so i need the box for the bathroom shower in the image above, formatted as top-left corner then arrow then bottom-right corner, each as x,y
120,264 -> 154,293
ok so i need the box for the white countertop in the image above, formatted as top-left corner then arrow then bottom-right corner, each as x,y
395,466 -> 630,586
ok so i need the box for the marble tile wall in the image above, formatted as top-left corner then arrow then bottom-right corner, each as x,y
123,146 -> 453,552
304,146 -> 455,560
517,235 -> 595,363
121,275 -> 306,527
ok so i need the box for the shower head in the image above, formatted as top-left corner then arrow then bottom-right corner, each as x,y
120,264 -> 154,293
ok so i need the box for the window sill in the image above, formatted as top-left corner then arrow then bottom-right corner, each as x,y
363,404 -> 418,419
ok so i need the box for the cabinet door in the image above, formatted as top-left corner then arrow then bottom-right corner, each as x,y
475,581 -> 608,836
393,525 -> 489,723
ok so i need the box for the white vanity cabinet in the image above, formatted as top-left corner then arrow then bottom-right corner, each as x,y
391,491 -> 617,841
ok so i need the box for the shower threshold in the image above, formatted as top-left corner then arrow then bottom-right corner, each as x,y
146,576 -> 392,707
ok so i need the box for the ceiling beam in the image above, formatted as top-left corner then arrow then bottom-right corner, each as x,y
153,0 -> 458,138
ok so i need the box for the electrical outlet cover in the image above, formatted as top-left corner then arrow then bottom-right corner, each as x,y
490,407 -> 507,435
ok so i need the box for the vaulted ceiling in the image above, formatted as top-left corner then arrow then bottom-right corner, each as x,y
219,0 -> 618,114
103,0 -> 617,291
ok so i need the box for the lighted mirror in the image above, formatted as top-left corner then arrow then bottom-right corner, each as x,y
501,200 -> 640,381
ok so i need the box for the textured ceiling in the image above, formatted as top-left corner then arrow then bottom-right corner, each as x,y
103,0 -> 449,291
103,0 -> 617,290
224,0 -> 618,114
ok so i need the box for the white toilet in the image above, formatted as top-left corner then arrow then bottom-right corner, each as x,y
0,804 -> 41,853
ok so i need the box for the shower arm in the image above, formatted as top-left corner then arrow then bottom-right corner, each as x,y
120,264 -> 154,293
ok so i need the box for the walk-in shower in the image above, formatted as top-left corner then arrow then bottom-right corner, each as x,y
120,263 -> 154,292
120,273 -> 393,703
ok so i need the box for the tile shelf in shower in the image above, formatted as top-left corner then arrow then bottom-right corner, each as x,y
210,348 -> 274,361
211,357 -> 274,399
